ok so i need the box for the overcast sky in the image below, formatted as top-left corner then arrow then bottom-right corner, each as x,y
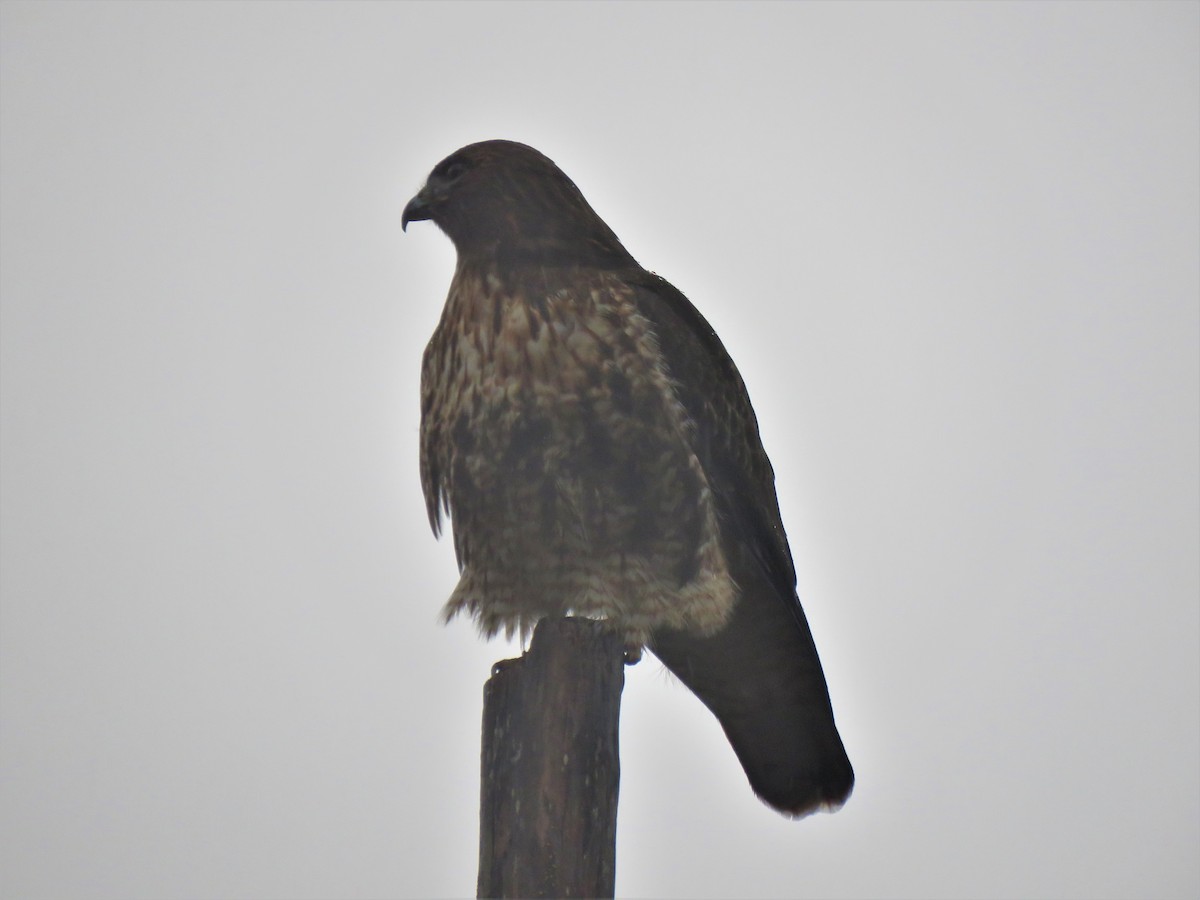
2,3 -> 1197,898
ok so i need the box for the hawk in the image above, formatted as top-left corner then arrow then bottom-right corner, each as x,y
402,140 -> 853,817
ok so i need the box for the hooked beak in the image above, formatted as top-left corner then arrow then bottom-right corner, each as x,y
401,187 -> 434,232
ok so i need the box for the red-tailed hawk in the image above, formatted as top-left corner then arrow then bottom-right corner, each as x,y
402,140 -> 853,816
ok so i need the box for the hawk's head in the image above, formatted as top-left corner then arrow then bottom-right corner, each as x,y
402,140 -> 635,267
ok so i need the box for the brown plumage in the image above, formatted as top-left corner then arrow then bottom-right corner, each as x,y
402,140 -> 853,817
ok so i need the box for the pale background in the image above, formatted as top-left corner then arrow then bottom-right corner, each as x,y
2,3 -> 1197,898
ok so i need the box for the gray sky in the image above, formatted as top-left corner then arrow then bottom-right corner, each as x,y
2,2 -> 1197,898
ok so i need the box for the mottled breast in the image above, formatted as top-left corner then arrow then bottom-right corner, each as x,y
420,263 -> 734,642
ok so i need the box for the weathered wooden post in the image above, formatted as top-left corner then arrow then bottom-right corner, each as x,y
476,617 -> 626,899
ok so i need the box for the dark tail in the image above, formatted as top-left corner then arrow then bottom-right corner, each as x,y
649,574 -> 854,817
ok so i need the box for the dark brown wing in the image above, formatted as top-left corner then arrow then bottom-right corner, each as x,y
628,271 -> 855,816
626,270 -> 796,593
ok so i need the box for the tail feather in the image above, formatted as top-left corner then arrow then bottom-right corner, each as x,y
649,573 -> 853,817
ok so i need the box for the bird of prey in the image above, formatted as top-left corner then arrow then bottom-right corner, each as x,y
402,140 -> 853,817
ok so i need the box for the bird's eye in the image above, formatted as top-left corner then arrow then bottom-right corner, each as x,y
440,160 -> 468,182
